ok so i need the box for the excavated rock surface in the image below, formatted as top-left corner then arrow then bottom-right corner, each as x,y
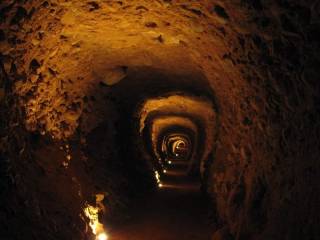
0,0 -> 320,239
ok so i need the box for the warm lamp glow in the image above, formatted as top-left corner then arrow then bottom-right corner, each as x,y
84,204 -> 104,235
83,194 -> 108,240
155,171 -> 161,183
97,233 -> 108,240
154,170 -> 163,188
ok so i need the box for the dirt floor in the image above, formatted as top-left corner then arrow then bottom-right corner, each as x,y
109,166 -> 213,240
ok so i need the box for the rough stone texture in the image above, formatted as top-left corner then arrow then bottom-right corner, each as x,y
0,0 -> 319,239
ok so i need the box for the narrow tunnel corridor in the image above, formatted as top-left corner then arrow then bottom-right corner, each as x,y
97,67 -> 219,239
106,91 -> 218,239
0,1 -> 320,240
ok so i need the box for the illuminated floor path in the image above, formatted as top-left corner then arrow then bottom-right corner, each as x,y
109,163 -> 213,240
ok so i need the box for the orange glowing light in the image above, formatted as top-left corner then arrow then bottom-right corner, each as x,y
83,194 -> 108,240
97,232 -> 108,240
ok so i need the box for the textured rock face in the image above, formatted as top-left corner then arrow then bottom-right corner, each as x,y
0,0 -> 320,239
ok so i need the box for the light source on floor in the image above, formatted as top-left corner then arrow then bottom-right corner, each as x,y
83,194 -> 108,240
97,232 -> 108,240
154,170 -> 163,188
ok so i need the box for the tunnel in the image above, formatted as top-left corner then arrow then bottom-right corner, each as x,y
0,1 -> 320,240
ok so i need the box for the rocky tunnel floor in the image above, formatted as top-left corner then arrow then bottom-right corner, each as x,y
109,167 -> 213,240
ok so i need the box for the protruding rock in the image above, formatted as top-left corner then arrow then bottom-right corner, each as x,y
98,67 -> 127,86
